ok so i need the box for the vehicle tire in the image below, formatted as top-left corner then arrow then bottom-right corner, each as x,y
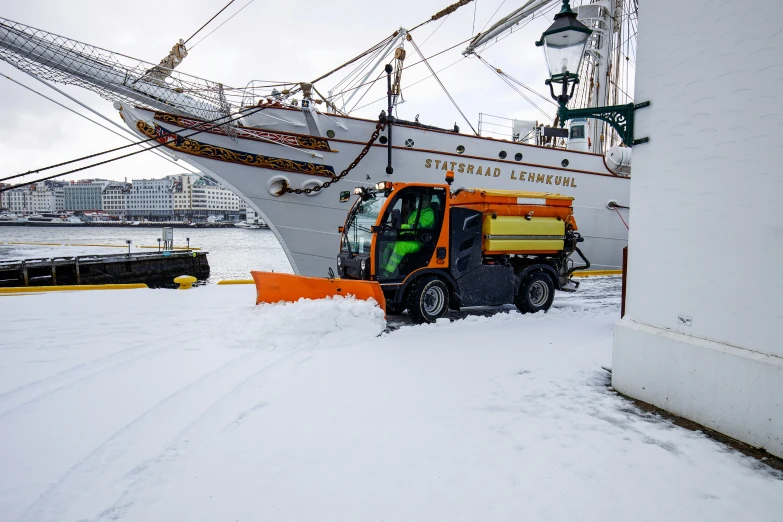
407,277 -> 450,324
515,272 -> 555,314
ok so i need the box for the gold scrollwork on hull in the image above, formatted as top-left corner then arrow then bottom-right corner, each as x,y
136,121 -> 336,178
153,112 -> 332,152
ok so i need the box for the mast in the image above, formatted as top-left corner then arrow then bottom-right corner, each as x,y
572,0 -> 615,154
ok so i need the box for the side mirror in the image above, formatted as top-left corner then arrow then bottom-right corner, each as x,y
339,191 -> 350,203
392,208 -> 402,229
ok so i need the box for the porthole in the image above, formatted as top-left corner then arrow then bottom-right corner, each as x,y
514,152 -> 523,161
405,138 -> 414,147
379,136 -> 388,144
326,129 -> 335,138
456,145 -> 465,154
302,179 -> 323,196
561,159 -> 570,168
267,176 -> 290,197
499,151 -> 507,159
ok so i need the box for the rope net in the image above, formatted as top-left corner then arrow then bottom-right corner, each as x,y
0,17 -> 279,124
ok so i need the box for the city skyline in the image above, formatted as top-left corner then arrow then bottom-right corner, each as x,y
0,172 -> 249,221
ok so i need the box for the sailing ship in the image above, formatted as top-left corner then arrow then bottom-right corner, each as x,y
0,0 -> 637,276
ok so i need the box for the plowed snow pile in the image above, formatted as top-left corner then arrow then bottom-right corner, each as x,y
0,280 -> 780,522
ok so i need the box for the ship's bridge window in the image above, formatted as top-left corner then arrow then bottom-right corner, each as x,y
569,125 -> 585,139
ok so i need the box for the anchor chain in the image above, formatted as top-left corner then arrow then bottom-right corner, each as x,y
281,118 -> 386,195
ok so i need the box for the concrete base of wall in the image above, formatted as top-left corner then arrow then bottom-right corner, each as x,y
612,318 -> 783,458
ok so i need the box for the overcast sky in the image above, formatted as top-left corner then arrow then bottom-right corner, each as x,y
0,0 -> 565,185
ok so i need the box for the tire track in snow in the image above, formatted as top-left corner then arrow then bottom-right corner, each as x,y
13,347 -> 292,522
0,332 -> 184,420
91,350 -> 312,522
0,341 -> 158,401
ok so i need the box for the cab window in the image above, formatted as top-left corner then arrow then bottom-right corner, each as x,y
376,186 -> 446,281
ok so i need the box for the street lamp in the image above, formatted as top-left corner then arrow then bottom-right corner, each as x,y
537,0 -> 649,146
536,0 -> 591,88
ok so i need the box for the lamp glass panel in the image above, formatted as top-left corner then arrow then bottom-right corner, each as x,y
543,29 -> 589,77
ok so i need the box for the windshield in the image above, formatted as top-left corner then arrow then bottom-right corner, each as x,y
341,193 -> 387,254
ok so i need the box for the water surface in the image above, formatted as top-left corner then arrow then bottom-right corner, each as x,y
0,227 -> 293,283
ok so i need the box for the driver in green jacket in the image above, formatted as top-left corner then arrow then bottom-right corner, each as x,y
381,194 -> 435,278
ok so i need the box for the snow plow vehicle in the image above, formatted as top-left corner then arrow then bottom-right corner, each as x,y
251,173 -> 589,323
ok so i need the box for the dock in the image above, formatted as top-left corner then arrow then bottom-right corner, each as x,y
0,250 -> 209,287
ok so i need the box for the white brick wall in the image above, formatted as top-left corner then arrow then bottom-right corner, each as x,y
613,0 -> 783,457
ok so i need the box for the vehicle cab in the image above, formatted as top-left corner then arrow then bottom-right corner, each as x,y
337,181 -> 448,284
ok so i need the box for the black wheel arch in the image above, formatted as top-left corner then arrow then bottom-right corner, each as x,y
398,268 -> 460,310
516,264 -> 560,292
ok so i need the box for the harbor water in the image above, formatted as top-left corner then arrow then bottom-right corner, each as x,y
0,227 -> 293,283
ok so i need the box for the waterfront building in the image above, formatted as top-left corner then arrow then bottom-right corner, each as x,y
29,181 -> 65,213
102,182 -> 131,218
2,174 -> 246,221
1,181 -> 65,213
168,173 -> 241,222
126,178 -> 174,221
171,173 -> 199,221
63,179 -> 110,211
191,176 -> 241,222
1,186 -> 29,213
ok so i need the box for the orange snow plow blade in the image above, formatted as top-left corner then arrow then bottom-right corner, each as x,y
251,271 -> 386,312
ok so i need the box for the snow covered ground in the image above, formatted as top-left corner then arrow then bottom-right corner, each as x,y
0,279 -> 780,521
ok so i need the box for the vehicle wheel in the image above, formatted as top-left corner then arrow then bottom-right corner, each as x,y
385,301 -> 406,315
407,277 -> 450,324
515,272 -> 555,314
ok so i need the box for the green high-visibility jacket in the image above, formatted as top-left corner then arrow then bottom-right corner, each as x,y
401,207 -> 434,231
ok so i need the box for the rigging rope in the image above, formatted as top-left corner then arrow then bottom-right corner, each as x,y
475,54 -> 556,106
613,206 -> 629,230
324,35 -> 475,103
338,45 -> 390,97
408,36 -> 478,135
1,73 -> 198,175
348,69 -> 385,115
310,34 -> 395,85
184,0 -> 238,45
1,106 -> 262,186
189,0 -> 256,50
474,54 -> 554,121
420,13 -> 451,47
480,0 -> 507,33
330,45 -> 385,94
353,56 -> 466,112
409,0 -> 475,32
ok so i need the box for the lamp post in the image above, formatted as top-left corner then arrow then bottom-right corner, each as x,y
537,0 -> 649,146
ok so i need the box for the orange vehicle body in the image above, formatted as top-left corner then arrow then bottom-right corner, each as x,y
252,177 -> 585,322
363,183 -> 577,278
251,271 -> 386,310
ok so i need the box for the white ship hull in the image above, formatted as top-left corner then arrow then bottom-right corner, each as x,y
121,105 -> 629,276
